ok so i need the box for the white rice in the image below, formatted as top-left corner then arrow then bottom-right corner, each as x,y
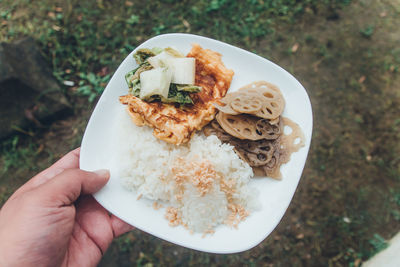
113,108 -> 260,233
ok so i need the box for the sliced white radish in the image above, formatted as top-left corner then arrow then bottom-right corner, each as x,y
168,57 -> 195,85
147,51 -> 175,68
139,67 -> 172,99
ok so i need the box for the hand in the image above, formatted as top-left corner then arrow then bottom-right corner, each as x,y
0,148 -> 133,267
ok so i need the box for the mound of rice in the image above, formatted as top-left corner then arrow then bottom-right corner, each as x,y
114,108 -> 260,233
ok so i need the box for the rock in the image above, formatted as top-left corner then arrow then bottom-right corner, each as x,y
0,37 -> 71,139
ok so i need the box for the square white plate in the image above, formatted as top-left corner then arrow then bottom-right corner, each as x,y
80,33 -> 313,253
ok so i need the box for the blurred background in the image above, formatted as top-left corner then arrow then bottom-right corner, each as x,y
0,0 -> 399,266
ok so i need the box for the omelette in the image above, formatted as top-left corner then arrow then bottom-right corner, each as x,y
119,44 -> 234,145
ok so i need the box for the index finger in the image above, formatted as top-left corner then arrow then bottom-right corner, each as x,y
10,148 -> 81,200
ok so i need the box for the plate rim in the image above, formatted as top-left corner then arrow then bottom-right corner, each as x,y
80,33 -> 313,254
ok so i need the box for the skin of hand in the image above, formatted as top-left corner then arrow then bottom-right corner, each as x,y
0,148 -> 133,267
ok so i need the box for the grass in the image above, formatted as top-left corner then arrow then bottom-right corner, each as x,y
1,0 -> 351,102
77,72 -> 111,102
1,0 -> 400,266
360,24 -> 375,38
1,136 -> 39,174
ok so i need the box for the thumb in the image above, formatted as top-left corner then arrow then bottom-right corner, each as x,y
33,169 -> 110,207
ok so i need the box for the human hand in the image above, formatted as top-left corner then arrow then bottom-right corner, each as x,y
0,148 -> 133,267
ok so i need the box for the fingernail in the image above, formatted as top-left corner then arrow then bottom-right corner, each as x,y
94,169 -> 110,178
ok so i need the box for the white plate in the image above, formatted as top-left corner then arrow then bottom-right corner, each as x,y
80,33 -> 313,254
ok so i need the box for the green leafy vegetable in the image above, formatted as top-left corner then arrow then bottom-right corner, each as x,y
133,47 -> 164,64
136,84 -> 194,105
164,47 -> 185,58
125,62 -> 153,96
165,84 -> 194,104
125,68 -> 138,88
129,79 -> 141,97
125,48 -> 198,105
176,84 -> 202,93
133,49 -> 156,64
151,47 -> 164,55
132,62 -> 153,81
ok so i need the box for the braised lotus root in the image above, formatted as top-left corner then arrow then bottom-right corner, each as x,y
216,112 -> 254,140
254,118 -> 305,178
232,139 -> 276,167
203,120 -> 277,168
242,80 -> 282,97
234,147 -> 273,167
230,93 -> 263,114
253,147 -> 285,179
203,117 -> 305,179
210,119 -> 224,131
204,80 -> 304,180
216,112 -> 278,140
240,81 -> 285,119
234,138 -> 276,155
202,125 -> 218,137
203,121 -> 233,142
280,117 -> 305,153
214,81 -> 285,119
269,116 -> 280,125
213,90 -> 262,115
256,119 -> 282,140
213,91 -> 240,115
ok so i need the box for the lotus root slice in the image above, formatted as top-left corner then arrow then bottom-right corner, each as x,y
236,148 -> 273,167
232,139 -> 276,167
230,93 -> 263,113
216,113 -> 265,140
281,117 -> 305,153
255,119 -> 282,140
240,81 -> 285,119
213,91 -> 241,115
203,124 -> 232,142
